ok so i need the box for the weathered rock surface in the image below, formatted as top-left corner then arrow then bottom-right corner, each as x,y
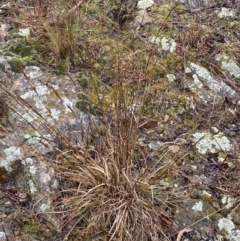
0,66 -> 89,233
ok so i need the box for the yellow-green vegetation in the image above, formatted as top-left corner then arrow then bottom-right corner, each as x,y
23,220 -> 42,235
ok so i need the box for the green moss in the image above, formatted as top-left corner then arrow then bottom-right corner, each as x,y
8,56 -> 25,72
55,63 -> 67,75
201,191 -> 212,203
0,117 -> 7,126
164,175 -> 175,183
23,221 -> 42,234
174,4 -> 186,14
157,53 -> 183,73
8,42 -> 32,57
0,63 -> 5,71
11,33 -> 25,38
76,92 -> 96,115
77,76 -> 89,89
151,4 -> 173,23
3,51 -> 15,57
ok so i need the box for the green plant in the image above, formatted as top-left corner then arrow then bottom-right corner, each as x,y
8,56 -> 25,72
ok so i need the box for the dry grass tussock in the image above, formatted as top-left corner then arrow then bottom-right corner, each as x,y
53,110 -> 180,240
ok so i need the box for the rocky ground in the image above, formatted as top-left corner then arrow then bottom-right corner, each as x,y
0,0 -> 240,240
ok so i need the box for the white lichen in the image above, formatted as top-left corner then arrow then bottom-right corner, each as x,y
21,91 -> 32,100
161,37 -> 176,52
216,54 -> 240,79
191,74 -> 203,90
192,131 -> 232,155
21,111 -> 37,122
148,36 -> 176,53
218,218 -> 235,233
0,232 -> 6,238
148,36 -> 161,45
192,201 -> 203,212
22,158 -> 37,175
18,28 -> 30,37
22,157 -> 33,165
218,218 -> 240,241
148,142 -> 160,150
52,179 -> 59,189
35,85 -> 49,96
159,179 -> 171,188
28,66 -> 43,79
28,180 -> 37,193
191,165 -> 197,170
24,134 -> 38,145
221,60 -> 240,79
185,66 -> 191,73
186,62 -> 237,99
166,74 -> 176,82
50,108 -> 61,120
211,126 -> 219,134
62,97 -> 74,113
29,165 -> 37,175
1,146 -> 22,171
40,203 -> 50,212
24,132 -> 52,146
20,84 -> 49,121
137,0 -> 154,10
217,7 -> 236,18
21,84 -> 49,99
222,195 -> 234,209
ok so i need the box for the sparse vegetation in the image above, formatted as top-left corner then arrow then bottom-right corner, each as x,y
0,0 -> 240,240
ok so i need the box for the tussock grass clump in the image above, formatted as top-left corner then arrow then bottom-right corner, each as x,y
52,72 -> 179,240
54,110 -> 177,240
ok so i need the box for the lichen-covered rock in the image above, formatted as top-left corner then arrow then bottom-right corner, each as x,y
185,62 -> 240,104
216,54 -> 240,79
218,218 -> 240,241
192,129 -> 232,155
0,66 -> 90,231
